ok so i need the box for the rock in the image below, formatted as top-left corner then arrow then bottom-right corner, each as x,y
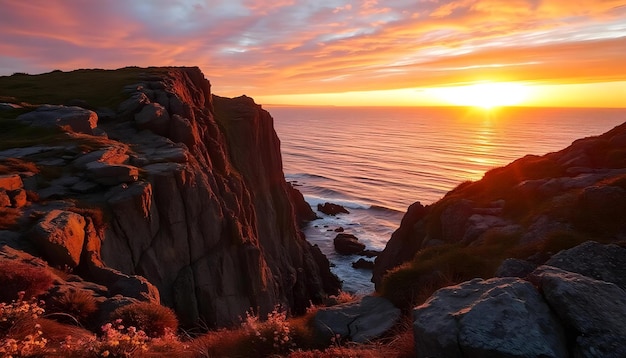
495,258 -> 537,278
8,188 -> 27,208
530,266 -> 626,357
317,202 -> 349,215
413,277 -> 567,358
31,210 -> 87,268
86,162 -> 139,186
440,199 -> 474,242
334,233 -> 366,255
0,174 -> 23,191
286,182 -> 318,225
334,227 -> 344,232
520,215 -> 572,245
372,201 -> 428,289
314,296 -> 401,343
352,258 -> 375,270
0,190 -> 11,207
17,105 -> 98,135
117,92 -> 150,116
360,249 -> 381,258
72,146 -> 129,168
134,102 -> 171,135
545,241 -> 626,290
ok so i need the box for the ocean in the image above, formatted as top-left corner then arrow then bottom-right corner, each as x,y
269,106 -> 626,293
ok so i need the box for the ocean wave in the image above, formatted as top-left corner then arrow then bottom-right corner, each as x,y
304,195 -> 371,210
286,173 -> 332,181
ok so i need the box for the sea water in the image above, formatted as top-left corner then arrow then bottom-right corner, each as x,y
269,106 -> 626,293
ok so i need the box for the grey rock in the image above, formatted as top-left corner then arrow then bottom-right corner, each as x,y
117,92 -> 150,116
413,277 -> 567,358
0,146 -> 64,159
71,180 -> 100,193
314,296 -> 401,343
530,266 -> 626,357
73,146 -> 129,168
86,162 -> 139,186
17,105 -> 98,135
134,102 -> 170,135
545,241 -> 626,290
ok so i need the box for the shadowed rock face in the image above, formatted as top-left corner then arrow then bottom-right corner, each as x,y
0,67 -> 340,328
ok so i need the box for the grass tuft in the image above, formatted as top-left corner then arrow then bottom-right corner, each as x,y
111,302 -> 179,338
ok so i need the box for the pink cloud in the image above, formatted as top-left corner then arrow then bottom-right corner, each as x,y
0,0 -> 624,97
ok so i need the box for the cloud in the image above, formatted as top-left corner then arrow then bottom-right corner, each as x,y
0,0 -> 625,97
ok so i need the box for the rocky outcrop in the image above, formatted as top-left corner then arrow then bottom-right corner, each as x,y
317,202 -> 349,215
314,295 -> 401,343
374,120 -> 626,289
0,67 -> 339,328
413,241 -> 626,358
413,277 -> 567,358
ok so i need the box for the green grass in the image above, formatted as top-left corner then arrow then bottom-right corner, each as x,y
0,67 -> 168,109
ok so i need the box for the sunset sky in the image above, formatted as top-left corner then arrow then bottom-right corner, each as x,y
1,0 -> 625,107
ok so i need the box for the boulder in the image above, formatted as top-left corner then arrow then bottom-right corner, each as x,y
317,202 -> 350,215
413,277 -> 567,358
0,174 -> 23,191
352,258 -> 375,270
134,102 -> 171,135
17,105 -> 98,135
31,210 -> 87,268
530,265 -> 626,356
314,296 -> 401,343
545,241 -> 626,289
334,233 -> 365,255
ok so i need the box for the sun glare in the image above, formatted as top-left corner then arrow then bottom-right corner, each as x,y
429,82 -> 531,109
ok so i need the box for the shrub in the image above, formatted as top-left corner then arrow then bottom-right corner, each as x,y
47,289 -> 98,324
0,260 -> 54,303
111,302 -> 178,338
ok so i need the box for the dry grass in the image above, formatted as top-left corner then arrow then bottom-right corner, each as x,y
0,158 -> 39,175
380,230 -> 521,310
111,302 -> 179,338
46,289 -> 98,324
0,260 -> 54,303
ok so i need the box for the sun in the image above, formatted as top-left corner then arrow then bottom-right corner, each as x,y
430,82 -> 530,109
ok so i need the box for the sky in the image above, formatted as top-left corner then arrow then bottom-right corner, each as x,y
0,0 -> 625,107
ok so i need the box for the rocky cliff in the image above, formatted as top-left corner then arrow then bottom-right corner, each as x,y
0,67 -> 340,328
374,118 -> 626,297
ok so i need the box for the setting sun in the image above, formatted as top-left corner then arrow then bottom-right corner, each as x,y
429,82 -> 531,109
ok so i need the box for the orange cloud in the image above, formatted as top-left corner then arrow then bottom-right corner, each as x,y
0,0 -> 624,103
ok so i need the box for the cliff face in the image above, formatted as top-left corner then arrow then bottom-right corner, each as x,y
374,120 -> 626,294
0,67 -> 339,327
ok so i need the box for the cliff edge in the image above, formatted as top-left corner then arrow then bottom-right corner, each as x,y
0,67 -> 340,328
